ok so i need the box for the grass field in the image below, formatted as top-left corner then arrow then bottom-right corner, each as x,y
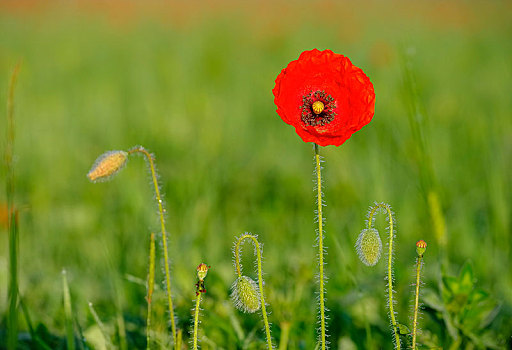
1,1 -> 511,349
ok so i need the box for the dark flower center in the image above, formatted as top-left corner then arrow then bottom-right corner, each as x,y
301,90 -> 336,126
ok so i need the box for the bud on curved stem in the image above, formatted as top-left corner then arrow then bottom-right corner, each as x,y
358,202 -> 401,350
231,233 -> 273,350
87,146 -> 177,347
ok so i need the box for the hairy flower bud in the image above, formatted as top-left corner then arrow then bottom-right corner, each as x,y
231,276 -> 261,313
416,240 -> 427,257
355,228 -> 382,266
87,150 -> 128,182
197,263 -> 210,280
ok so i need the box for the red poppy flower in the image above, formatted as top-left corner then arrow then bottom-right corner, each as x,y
273,49 -> 375,147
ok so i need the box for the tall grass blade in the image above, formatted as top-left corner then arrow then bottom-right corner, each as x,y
62,269 -> 76,350
6,63 -> 20,350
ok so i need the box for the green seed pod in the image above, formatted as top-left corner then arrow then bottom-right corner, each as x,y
231,276 -> 261,313
355,228 -> 382,266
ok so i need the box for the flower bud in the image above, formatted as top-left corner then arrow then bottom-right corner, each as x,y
197,263 -> 210,280
87,150 -> 128,182
416,240 -> 427,257
231,276 -> 261,313
355,228 -> 382,266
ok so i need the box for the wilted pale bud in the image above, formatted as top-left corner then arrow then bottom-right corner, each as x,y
355,228 -> 382,266
231,276 -> 261,313
87,150 -> 128,183
416,240 -> 427,257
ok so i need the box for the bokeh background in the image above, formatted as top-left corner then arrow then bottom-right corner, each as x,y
1,1 -> 511,349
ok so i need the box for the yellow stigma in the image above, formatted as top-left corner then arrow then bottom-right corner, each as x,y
312,101 -> 325,114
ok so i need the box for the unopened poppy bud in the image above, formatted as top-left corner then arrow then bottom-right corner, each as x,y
416,240 -> 427,257
197,263 -> 210,280
231,276 -> 261,313
355,228 -> 382,266
87,150 -> 128,182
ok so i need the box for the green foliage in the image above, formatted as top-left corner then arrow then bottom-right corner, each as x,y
423,262 -> 503,349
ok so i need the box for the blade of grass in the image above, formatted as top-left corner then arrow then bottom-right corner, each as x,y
6,62 -> 21,350
19,291 -> 53,350
62,269 -> 76,350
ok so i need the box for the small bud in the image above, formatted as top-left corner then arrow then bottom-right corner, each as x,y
87,150 -> 128,182
231,276 -> 261,313
197,263 -> 210,280
355,228 -> 382,266
416,240 -> 427,257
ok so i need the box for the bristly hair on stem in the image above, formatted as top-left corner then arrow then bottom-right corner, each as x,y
87,145 -> 177,347
146,233 -> 156,350
411,240 -> 427,349
192,263 -> 210,350
356,202 -> 401,349
313,143 -> 328,350
231,233 -> 273,349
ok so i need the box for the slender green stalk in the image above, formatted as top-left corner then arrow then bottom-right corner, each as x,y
401,51 -> 447,259
411,257 -> 422,349
367,203 -> 400,349
6,63 -> 20,350
146,233 -> 156,350
128,146 -> 177,345
176,330 -> 183,350
19,293 -> 52,350
278,322 -> 290,350
412,240 -> 426,349
234,234 -> 273,349
314,143 -> 327,350
114,278 -> 127,350
192,294 -> 202,350
62,270 -> 76,350
88,302 -> 112,349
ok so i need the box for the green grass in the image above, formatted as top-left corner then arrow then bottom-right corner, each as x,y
1,1 -> 511,348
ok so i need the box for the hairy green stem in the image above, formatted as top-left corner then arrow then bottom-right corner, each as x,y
314,144 -> 327,350
367,203 -> 400,349
193,294 -> 202,350
412,256 -> 423,349
234,234 -> 273,349
128,146 -> 177,345
146,233 -> 156,350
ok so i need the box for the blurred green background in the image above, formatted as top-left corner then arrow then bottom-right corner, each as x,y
1,1 -> 511,348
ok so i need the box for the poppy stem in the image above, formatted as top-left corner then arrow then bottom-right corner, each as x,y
412,241 -> 426,350
146,233 -> 156,350
192,292 -> 202,350
314,143 -> 327,350
234,234 -> 273,349
367,203 -> 401,349
127,146 -> 177,347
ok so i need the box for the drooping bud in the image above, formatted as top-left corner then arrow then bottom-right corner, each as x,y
355,228 -> 382,266
416,240 -> 427,257
231,276 -> 261,313
87,150 -> 128,182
